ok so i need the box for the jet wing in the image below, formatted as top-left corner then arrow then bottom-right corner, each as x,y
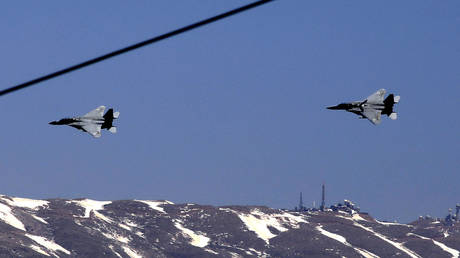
82,106 -> 105,119
362,108 -> 382,125
81,123 -> 102,138
365,89 -> 386,104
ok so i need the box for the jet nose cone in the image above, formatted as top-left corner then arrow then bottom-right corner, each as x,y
49,121 -> 58,125
327,103 -> 348,110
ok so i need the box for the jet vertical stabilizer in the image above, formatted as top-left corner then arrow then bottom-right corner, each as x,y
101,108 -> 120,132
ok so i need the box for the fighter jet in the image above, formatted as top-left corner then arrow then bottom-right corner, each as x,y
49,106 -> 119,137
327,89 -> 400,125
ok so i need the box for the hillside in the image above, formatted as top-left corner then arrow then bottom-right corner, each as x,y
0,195 -> 459,257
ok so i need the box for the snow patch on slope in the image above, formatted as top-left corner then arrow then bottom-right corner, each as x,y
135,231 -> 145,238
0,203 -> 25,231
69,199 -> 111,218
276,211 -> 309,228
174,220 -> 210,248
26,234 -> 71,256
31,214 -> 48,224
117,220 -> 141,232
352,213 -> 367,222
375,219 -> 413,227
109,245 -> 123,258
236,209 -> 308,244
316,225 -> 378,258
249,248 -> 267,257
93,210 -> 113,223
444,230 -> 450,238
118,223 -> 132,231
125,221 -> 139,227
229,252 -> 242,258
316,225 -> 347,243
137,200 -> 172,213
101,231 -> 130,244
408,233 -> 459,258
122,246 -> 142,258
1,196 -> 49,210
205,248 -> 219,254
238,213 -> 278,243
29,244 -> 50,256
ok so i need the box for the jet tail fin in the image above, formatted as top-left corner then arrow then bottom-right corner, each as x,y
102,108 -> 119,130
382,93 -> 400,117
384,94 -> 400,105
104,109 -> 113,120
104,109 -> 120,119
384,94 -> 395,105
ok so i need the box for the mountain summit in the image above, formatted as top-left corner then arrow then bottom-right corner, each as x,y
0,195 -> 459,257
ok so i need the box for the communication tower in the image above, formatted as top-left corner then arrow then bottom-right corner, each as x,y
298,192 -> 304,211
456,204 -> 460,221
320,183 -> 325,211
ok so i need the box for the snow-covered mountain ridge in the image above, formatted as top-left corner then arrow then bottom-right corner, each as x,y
0,195 -> 459,257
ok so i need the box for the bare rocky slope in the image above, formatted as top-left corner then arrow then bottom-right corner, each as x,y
0,195 -> 459,257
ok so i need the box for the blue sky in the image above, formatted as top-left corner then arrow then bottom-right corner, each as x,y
0,1 -> 459,223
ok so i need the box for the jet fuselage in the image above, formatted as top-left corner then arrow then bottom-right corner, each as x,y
49,117 -> 104,126
327,101 -> 386,113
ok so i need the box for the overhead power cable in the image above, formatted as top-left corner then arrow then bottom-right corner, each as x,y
0,0 -> 275,97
